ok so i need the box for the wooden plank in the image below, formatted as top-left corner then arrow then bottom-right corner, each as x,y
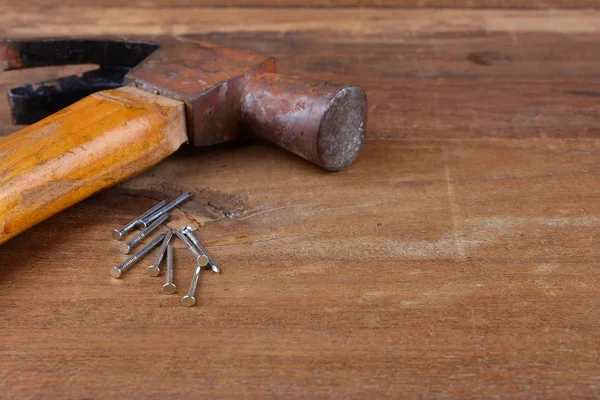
3,9 -> 600,140
2,8 -> 600,39
1,139 -> 599,398
1,6 -> 600,399
2,0 -> 599,9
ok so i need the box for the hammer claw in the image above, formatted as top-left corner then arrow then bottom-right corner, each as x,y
2,38 -> 161,124
8,68 -> 127,124
1,38 -> 158,71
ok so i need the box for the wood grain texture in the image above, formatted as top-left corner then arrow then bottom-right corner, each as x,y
2,9 -> 600,141
2,8 -> 600,39
2,0 -> 599,8
0,86 -> 187,244
1,5 -> 600,399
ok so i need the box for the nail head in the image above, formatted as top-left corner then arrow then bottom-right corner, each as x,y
162,283 -> 177,294
181,295 -> 196,307
196,255 -> 209,266
109,267 -> 122,278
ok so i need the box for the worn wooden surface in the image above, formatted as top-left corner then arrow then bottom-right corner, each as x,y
3,1 -> 599,8
1,6 -> 600,399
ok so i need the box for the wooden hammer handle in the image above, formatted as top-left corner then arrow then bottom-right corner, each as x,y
0,86 -> 187,245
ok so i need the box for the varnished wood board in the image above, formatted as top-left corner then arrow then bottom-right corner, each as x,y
2,8 -> 600,140
2,8 -> 600,39
1,6 -> 600,399
2,0 -> 599,9
1,138 -> 599,398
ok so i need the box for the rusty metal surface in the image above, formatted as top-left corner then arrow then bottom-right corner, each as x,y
1,36 -> 367,171
241,74 -> 367,171
125,37 -> 275,146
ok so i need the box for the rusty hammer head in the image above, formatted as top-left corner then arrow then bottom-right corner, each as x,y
1,37 -> 367,171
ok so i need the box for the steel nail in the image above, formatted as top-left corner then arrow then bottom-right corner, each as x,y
110,234 -> 166,278
147,229 -> 173,277
120,213 -> 170,254
111,200 -> 167,240
172,229 -> 209,266
162,243 -> 176,294
181,265 -> 202,307
182,225 -> 220,274
136,192 -> 192,229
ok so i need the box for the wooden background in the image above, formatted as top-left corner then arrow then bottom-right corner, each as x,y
3,1 -> 600,8
1,3 -> 600,399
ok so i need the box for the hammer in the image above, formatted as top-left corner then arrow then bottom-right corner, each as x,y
0,37 -> 367,245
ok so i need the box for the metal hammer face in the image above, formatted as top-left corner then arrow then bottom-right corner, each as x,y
2,37 -> 367,171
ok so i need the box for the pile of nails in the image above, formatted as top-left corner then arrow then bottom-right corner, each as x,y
109,192 -> 220,307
